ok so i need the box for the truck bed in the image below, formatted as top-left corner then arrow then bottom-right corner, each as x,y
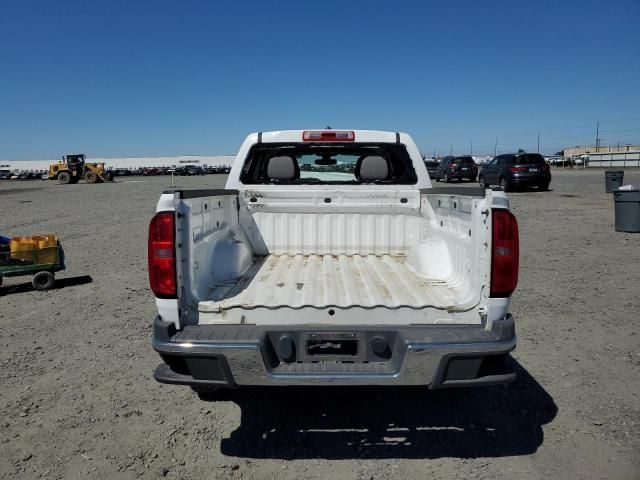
198,253 -> 457,312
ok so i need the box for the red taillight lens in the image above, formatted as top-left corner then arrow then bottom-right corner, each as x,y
148,212 -> 176,298
541,164 -> 549,171
449,164 -> 457,169
490,209 -> 519,298
302,130 -> 355,141
510,166 -> 527,173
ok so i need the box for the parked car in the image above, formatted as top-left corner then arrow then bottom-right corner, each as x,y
0,170 -> 11,180
423,160 -> 439,179
434,156 -> 478,182
185,166 -> 205,176
479,153 -> 551,192
149,129 -> 519,396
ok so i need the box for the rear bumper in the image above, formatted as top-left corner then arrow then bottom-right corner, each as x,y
510,174 -> 550,185
152,316 -> 517,388
451,171 -> 477,179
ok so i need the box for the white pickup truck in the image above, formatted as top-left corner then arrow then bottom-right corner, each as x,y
149,130 -> 519,394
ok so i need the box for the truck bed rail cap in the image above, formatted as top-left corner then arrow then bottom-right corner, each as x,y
420,187 -> 487,197
163,189 -> 239,199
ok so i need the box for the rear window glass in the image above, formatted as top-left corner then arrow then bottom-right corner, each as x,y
424,161 -> 439,167
454,157 -> 475,165
240,143 -> 418,185
515,154 -> 545,165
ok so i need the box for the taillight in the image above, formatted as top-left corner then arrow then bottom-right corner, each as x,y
490,209 -> 519,298
540,164 -> 549,171
449,164 -> 457,170
148,211 -> 176,298
510,166 -> 527,173
302,130 -> 355,141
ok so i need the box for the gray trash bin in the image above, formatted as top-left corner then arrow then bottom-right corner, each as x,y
614,190 -> 640,233
605,170 -> 624,193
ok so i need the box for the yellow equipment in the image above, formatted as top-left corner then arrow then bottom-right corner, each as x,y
48,154 -> 114,184
9,235 -> 59,264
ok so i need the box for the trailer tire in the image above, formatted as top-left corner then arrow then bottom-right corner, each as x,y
84,171 -> 98,184
32,271 -> 55,291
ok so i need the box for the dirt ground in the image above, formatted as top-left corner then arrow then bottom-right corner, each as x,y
1,169 -> 639,480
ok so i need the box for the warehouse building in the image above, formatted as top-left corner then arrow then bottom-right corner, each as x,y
560,145 -> 640,168
0,155 -> 236,174
563,144 -> 640,157
582,151 -> 640,168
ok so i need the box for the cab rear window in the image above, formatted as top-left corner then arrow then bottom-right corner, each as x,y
240,143 -> 418,185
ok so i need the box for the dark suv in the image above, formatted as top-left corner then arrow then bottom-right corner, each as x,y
423,160 -> 439,179
186,166 -> 205,176
434,156 -> 478,182
479,153 -> 551,192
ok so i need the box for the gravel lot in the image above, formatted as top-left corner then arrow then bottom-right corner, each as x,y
1,169 -> 639,480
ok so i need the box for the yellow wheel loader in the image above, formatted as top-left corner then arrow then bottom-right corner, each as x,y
48,154 -> 114,185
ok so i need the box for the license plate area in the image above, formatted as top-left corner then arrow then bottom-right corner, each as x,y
304,332 -> 360,360
265,330 -> 398,365
307,338 -> 358,356
529,167 -> 538,172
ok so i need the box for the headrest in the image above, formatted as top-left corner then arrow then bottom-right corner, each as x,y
267,156 -> 299,181
355,155 -> 389,181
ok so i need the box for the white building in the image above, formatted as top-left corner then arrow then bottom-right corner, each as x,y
0,155 -> 236,173
582,151 -> 640,168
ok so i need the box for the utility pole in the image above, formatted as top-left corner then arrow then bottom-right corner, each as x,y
596,121 -> 600,152
433,147 -> 436,159
470,140 -> 473,156
537,131 -> 540,153
494,138 -> 497,156
450,144 -> 452,156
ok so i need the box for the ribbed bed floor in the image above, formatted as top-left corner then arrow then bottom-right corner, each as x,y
198,254 -> 457,311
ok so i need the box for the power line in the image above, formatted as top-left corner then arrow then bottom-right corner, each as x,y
600,127 -> 640,133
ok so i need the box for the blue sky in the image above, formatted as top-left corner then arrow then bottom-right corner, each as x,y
1,0 -> 639,159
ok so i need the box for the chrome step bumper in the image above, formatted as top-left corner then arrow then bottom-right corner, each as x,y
152,315 -> 516,388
